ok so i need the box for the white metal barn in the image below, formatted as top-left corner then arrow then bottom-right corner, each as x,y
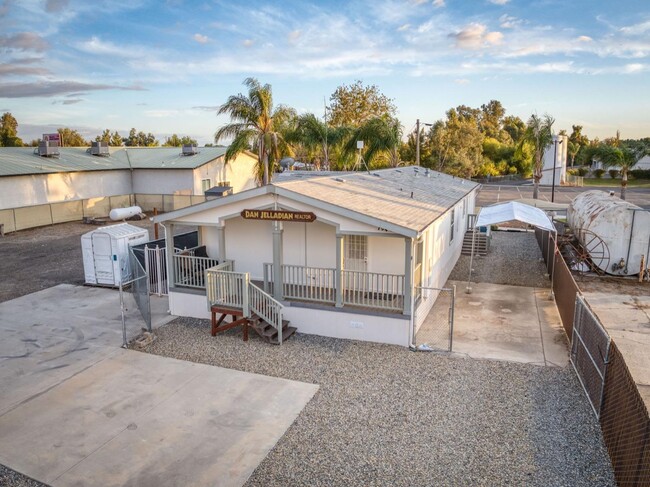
153,167 -> 480,347
82,223 -> 149,286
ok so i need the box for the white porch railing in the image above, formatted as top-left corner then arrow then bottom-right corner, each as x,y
173,252 -> 220,289
206,266 -> 284,342
342,270 -> 405,311
249,282 -> 284,344
264,263 -> 405,312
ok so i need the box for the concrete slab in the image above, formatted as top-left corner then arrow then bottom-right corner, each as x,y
445,281 -> 569,367
582,292 -> 650,392
0,285 -> 319,486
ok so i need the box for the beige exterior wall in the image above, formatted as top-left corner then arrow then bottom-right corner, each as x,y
0,170 -> 132,210
132,169 -> 194,195
192,152 -> 258,195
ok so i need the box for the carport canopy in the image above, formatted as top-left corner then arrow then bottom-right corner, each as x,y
474,201 -> 555,232
467,201 -> 555,293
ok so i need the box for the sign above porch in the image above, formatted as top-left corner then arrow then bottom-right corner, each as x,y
241,209 -> 317,222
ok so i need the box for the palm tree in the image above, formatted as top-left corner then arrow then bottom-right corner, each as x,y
215,78 -> 294,185
516,114 -> 554,199
583,144 -> 649,200
344,117 -> 403,169
286,113 -> 353,170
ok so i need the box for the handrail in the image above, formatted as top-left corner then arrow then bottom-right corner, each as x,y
249,282 -> 284,344
342,269 -> 405,311
265,263 -> 336,304
206,269 -> 249,314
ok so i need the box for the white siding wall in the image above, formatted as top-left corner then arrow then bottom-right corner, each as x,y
282,221 -> 336,268
367,236 -> 404,275
132,169 -> 194,195
224,216 -> 273,279
192,153 -> 258,195
0,170 -> 132,210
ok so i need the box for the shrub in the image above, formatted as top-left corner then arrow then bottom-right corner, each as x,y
577,167 -> 589,177
567,168 -> 579,176
630,169 -> 650,179
594,169 -> 605,179
608,169 -> 619,179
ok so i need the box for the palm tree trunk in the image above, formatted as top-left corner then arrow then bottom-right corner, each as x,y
533,176 -> 540,199
621,170 -> 627,200
263,152 -> 269,185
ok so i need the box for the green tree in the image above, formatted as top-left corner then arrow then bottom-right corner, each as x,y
163,134 -> 198,147
328,80 -> 396,127
479,100 -> 507,141
569,125 -> 589,148
95,129 -> 124,146
215,77 -> 294,185
344,117 -> 403,169
516,114 -> 554,199
582,144 -> 649,200
57,127 -> 87,146
124,128 -> 159,147
286,113 -> 352,169
0,112 -> 23,146
503,115 -> 526,144
567,141 -> 580,167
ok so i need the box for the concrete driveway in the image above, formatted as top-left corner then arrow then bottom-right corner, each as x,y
0,284 -> 318,487
449,281 -> 569,367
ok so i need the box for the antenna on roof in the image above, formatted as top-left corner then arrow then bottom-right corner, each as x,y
351,140 -> 371,174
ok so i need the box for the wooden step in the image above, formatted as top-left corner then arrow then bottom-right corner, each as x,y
269,326 -> 298,345
248,316 -> 296,344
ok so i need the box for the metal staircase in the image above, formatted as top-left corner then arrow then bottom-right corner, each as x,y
461,231 -> 490,256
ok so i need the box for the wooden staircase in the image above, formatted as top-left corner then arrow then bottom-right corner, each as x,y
461,231 -> 489,256
249,314 -> 297,345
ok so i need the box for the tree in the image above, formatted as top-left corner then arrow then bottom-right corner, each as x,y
124,128 -> 159,147
95,129 -> 123,146
516,114 -> 554,199
583,144 -> 649,200
215,77 -> 295,185
57,127 -> 87,146
286,113 -> 352,170
479,100 -> 507,141
163,134 -> 198,147
328,80 -> 396,127
567,141 -> 580,167
503,115 -> 526,145
569,125 -> 589,148
0,112 -> 23,146
344,117 -> 403,169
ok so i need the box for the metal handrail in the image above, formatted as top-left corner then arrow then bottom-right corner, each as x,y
206,269 -> 249,314
249,282 -> 284,344
173,254 -> 220,289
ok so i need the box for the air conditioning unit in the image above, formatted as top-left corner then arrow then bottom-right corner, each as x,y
182,144 -> 198,155
38,140 -> 60,157
90,141 -> 109,156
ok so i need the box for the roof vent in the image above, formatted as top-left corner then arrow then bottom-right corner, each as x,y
90,141 -> 109,157
37,140 -> 60,158
182,144 -> 198,156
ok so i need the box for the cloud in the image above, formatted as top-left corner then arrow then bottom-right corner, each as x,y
45,0 -> 69,13
499,14 -> 520,29
242,39 -> 254,47
487,0 -> 509,4
577,35 -> 592,42
432,0 -> 445,7
397,24 -> 410,32
193,33 -> 209,44
455,78 -> 470,84
624,63 -> 646,73
0,32 -> 48,52
52,98 -> 83,105
620,20 -> 650,36
192,105 -> 219,111
76,36 -> 145,59
452,23 -> 503,49
288,30 -> 301,42
0,63 -> 50,76
0,81 -> 145,98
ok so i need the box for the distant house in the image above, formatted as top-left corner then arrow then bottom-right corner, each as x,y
0,146 -> 258,232
153,167 -> 480,347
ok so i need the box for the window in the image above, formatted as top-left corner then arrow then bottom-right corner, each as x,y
201,179 -> 211,193
216,180 -> 231,187
449,208 -> 455,244
344,235 -> 367,271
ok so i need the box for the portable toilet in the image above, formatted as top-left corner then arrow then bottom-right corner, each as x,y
81,223 -> 150,286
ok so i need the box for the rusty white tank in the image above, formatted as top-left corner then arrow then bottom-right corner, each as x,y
568,190 -> 650,276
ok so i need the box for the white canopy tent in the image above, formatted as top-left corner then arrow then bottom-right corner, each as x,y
467,201 -> 556,293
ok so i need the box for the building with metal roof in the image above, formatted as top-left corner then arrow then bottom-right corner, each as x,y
152,166 -> 480,348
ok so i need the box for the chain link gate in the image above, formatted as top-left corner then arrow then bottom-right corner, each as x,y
414,286 -> 455,352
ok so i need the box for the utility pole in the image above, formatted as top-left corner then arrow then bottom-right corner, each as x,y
416,119 -> 420,166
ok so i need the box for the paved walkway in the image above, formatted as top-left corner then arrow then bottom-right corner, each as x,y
0,285 -> 317,487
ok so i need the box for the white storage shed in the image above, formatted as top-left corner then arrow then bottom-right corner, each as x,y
82,223 -> 149,286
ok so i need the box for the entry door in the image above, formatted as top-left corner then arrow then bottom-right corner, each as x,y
344,235 -> 367,271
92,233 -> 115,285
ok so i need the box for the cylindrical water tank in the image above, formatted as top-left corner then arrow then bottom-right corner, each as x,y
109,206 -> 143,221
568,190 -> 650,276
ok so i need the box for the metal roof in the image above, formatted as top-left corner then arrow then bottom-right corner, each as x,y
274,167 -> 480,233
0,146 -> 229,176
475,201 -> 555,232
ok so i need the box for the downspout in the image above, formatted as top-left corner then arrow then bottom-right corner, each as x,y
409,237 -> 417,350
125,148 -> 134,204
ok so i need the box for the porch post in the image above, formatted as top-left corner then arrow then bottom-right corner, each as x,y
216,224 -> 226,262
272,221 -> 283,301
335,234 -> 344,307
165,223 -> 175,288
403,237 -> 413,315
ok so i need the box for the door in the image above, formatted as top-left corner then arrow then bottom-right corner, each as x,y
92,233 -> 115,285
344,235 -> 367,271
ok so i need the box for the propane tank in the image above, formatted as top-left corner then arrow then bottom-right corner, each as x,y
109,206 -> 143,221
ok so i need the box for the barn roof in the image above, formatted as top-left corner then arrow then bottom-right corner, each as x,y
0,146 -> 230,176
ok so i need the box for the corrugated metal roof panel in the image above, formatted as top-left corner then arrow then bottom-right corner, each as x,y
0,147 -> 229,176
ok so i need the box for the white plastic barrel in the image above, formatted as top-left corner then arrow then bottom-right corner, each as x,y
109,206 -> 143,221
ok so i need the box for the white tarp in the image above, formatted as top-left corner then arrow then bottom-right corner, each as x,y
475,201 -> 555,232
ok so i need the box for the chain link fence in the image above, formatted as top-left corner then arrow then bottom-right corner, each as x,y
118,249 -> 151,347
414,286 -> 455,352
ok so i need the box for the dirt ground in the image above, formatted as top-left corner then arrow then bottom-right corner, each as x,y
0,218 -> 192,303
577,274 -> 650,296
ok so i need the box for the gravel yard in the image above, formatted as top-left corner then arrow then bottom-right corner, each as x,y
0,466 -> 44,487
449,230 -> 551,288
137,319 -> 615,486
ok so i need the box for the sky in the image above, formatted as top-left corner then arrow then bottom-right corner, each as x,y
0,0 -> 649,145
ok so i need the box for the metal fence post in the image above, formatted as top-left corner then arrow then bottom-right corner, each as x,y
449,285 -> 456,352
119,282 -> 127,348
